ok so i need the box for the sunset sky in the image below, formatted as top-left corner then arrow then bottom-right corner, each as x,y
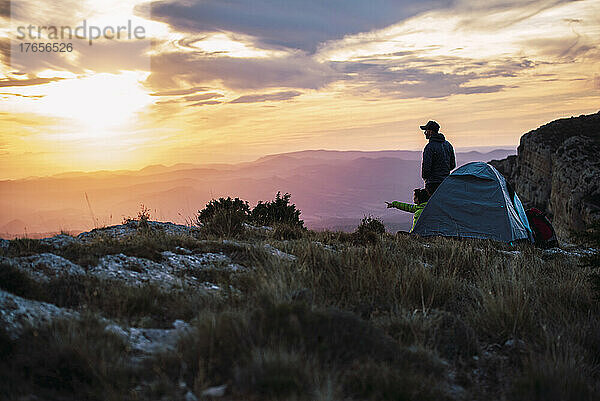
1,0 -> 599,179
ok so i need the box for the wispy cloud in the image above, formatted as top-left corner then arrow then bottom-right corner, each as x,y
150,87 -> 210,96
191,100 -> 222,107
230,90 -> 302,104
146,52 -> 339,90
184,92 -> 224,102
0,92 -> 45,98
0,77 -> 64,87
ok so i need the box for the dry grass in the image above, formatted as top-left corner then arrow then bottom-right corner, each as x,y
1,226 -> 598,400
0,316 -> 132,401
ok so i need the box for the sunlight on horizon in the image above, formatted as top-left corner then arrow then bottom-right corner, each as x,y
37,72 -> 152,134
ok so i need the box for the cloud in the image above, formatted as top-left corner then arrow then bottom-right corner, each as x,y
145,49 -> 532,102
522,37 -> 595,60
147,52 -> 340,90
153,91 -> 224,104
331,58 -> 527,99
0,92 -> 45,98
147,0 -> 452,52
150,86 -> 210,96
454,0 -> 578,30
8,0 -> 86,23
3,38 -> 151,77
0,0 -> 9,18
230,90 -> 302,104
190,100 -> 222,107
70,40 -> 151,73
0,37 -> 9,66
0,77 -> 64,87
184,92 -> 224,102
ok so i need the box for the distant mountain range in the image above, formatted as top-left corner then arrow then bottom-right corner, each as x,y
0,149 -> 515,238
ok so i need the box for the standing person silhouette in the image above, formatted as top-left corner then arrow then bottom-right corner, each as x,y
420,120 -> 456,195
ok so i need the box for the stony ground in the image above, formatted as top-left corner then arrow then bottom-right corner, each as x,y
0,220 -> 598,400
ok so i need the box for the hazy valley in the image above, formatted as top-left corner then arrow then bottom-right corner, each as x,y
0,149 -> 515,238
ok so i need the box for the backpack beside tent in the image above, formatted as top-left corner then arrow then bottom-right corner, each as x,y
525,207 -> 558,248
412,162 -> 531,243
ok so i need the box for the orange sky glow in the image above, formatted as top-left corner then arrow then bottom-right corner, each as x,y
1,0 -> 599,179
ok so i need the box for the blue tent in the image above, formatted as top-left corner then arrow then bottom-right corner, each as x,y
412,162 -> 532,242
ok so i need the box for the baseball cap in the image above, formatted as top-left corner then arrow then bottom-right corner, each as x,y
419,120 -> 440,132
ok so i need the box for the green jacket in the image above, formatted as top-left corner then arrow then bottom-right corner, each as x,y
389,201 -> 427,232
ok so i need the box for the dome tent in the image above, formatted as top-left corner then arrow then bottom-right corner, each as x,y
412,162 -> 531,242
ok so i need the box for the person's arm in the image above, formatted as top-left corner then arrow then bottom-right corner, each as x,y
422,144 -> 432,180
387,201 -> 418,213
448,142 -> 456,170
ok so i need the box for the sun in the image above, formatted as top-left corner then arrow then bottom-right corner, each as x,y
0,70 -> 156,172
35,71 -> 152,136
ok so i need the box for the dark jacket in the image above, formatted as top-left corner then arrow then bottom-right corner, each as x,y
422,132 -> 455,184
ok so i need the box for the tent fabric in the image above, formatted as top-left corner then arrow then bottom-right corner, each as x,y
412,162 -> 530,242
512,193 -> 534,242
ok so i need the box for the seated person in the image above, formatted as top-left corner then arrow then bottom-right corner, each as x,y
386,188 -> 430,233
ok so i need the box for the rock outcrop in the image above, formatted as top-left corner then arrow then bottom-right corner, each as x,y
490,111 -> 600,240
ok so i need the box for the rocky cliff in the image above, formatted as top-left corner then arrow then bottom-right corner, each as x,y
490,111 -> 600,240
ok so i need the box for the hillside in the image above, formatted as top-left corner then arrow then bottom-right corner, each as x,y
490,111 -> 600,240
1,220 -> 598,400
0,149 -> 514,238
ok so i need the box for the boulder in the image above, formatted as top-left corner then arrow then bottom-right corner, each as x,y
491,111 -> 600,240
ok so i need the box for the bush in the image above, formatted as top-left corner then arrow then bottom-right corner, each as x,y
513,354 -> 596,401
342,358 -> 451,401
0,317 -> 131,400
375,309 -> 479,360
178,302 -> 448,400
356,215 -> 385,235
197,197 -> 251,237
122,203 -> 151,230
271,222 -> 305,240
204,208 -> 248,237
0,261 -> 46,300
197,197 -> 251,225
235,349 -> 314,398
352,215 -> 385,245
250,192 -> 304,228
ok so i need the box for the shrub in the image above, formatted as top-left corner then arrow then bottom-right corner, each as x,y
0,261 -> 46,300
352,215 -> 385,245
250,192 -> 304,228
356,215 -> 385,235
375,309 -> 479,360
0,317 -> 131,400
235,349 -> 314,398
5,238 -> 53,257
342,358 -> 451,401
204,208 -> 248,237
178,302 -> 448,400
197,197 -> 250,225
513,354 -> 596,401
271,222 -> 305,240
122,203 -> 151,230
197,197 -> 251,237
